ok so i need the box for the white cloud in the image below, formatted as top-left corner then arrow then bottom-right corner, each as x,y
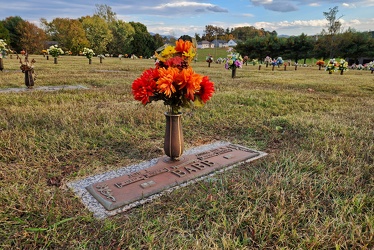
253,19 -> 328,31
342,3 -> 357,8
152,1 -> 228,13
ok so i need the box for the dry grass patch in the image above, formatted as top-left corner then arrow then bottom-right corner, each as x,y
0,55 -> 373,249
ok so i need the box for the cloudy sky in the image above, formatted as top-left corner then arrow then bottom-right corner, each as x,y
1,0 -> 373,37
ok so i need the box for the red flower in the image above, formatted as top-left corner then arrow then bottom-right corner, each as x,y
132,68 -> 159,105
164,56 -> 184,68
197,76 -> 215,103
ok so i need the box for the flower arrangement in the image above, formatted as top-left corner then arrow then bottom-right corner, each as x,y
19,57 -> 36,88
243,56 -> 249,65
367,61 -> 374,72
132,39 -> 215,114
47,45 -> 64,58
316,60 -> 325,66
225,52 -> 243,70
357,64 -> 364,70
206,55 -> 213,63
83,47 -> 95,59
264,56 -> 272,66
0,39 -> 8,57
252,59 -> 258,65
316,59 -> 325,70
276,57 -> 283,65
325,58 -> 337,74
338,59 -> 348,72
98,54 -> 105,63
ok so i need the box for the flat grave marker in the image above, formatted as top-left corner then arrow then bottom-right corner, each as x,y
68,141 -> 267,218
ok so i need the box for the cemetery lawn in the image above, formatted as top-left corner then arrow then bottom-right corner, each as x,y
0,55 -> 373,249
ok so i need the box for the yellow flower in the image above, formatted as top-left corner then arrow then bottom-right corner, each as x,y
161,45 -> 177,58
182,48 -> 196,61
155,51 -> 166,62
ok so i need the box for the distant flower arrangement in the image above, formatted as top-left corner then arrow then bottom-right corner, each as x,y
316,60 -> 325,66
83,47 -> 95,59
264,56 -> 272,64
132,39 -> 215,114
325,58 -> 337,73
225,52 -> 243,70
368,61 -> 374,72
0,39 -> 8,57
47,45 -> 64,58
338,59 -> 348,71
276,57 -> 283,65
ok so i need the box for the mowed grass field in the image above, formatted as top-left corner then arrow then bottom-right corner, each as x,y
0,53 -> 373,249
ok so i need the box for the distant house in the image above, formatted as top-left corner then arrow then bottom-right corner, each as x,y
212,39 -> 228,48
45,41 -> 58,48
227,39 -> 237,47
347,57 -> 374,65
197,40 -> 213,49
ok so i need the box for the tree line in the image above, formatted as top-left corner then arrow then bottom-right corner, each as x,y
235,29 -> 374,64
0,5 -> 373,62
235,7 -> 374,64
0,5 -> 170,57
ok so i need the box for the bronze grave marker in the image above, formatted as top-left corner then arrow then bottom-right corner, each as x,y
86,144 -> 262,211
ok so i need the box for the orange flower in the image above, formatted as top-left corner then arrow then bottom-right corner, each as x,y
157,67 -> 179,97
132,39 -> 214,114
177,67 -> 202,101
175,39 -> 193,54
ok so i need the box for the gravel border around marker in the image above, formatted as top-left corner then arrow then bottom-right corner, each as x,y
67,141 -> 267,219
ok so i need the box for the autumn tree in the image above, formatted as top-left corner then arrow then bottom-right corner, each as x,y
41,18 -> 89,54
202,25 -> 225,41
81,15 -> 113,54
17,21 -> 47,54
231,26 -> 272,41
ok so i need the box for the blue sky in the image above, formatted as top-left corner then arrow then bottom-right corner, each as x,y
1,0 -> 373,38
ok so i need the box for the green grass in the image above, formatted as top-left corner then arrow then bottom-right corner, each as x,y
0,55 -> 373,249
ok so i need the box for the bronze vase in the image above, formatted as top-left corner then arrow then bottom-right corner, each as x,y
54,57 -> 58,64
25,70 -> 34,88
0,58 -> 3,71
164,112 -> 184,160
231,67 -> 236,78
